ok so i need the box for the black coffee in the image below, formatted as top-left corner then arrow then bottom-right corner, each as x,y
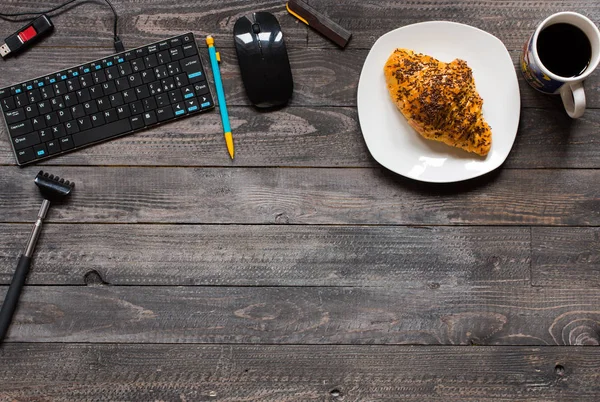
537,23 -> 592,78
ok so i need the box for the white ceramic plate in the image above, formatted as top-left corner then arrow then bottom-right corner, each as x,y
357,21 -> 521,183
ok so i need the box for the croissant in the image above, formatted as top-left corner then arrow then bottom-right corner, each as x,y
384,48 -> 492,156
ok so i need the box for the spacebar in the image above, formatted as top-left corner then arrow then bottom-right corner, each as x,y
72,119 -> 132,147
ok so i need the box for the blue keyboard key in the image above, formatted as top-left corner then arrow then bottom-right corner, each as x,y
107,61 -> 113,66
175,109 -> 185,116
49,78 -> 56,84
61,75 -> 67,80
188,72 -> 202,79
95,65 -> 101,70
26,85 -> 33,90
37,82 -> 44,87
84,68 -> 90,73
201,102 -> 211,108
36,149 -> 46,156
72,72 -> 79,77
187,105 -> 198,112
15,88 -> 21,94
184,93 -> 194,99
117,58 -> 124,63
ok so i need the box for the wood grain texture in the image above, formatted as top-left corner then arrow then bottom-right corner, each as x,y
1,344 -> 599,401
532,227 -> 600,288
0,167 -> 599,225
1,285 -> 600,345
0,224 -> 530,286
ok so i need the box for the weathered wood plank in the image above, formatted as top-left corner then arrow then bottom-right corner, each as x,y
1,285 -> 599,345
1,106 -> 598,168
306,0 -> 600,51
0,0 -> 308,48
2,344 -> 599,401
1,46 -> 599,109
0,167 -> 598,225
0,224 -> 530,286
532,227 -> 600,288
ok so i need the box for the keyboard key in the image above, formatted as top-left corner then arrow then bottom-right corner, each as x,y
40,86 -> 55,100
128,73 -> 142,87
148,81 -> 163,96
130,100 -> 143,115
180,56 -> 203,79
16,147 -> 35,164
116,105 -> 131,119
83,101 -> 98,115
130,115 -> 144,130
194,82 -> 209,96
143,97 -> 157,111
47,140 -> 61,155
143,110 -> 157,125
144,54 -> 158,69
65,120 -> 79,135
71,104 -> 85,119
155,94 -> 170,107
182,43 -> 197,57
169,89 -> 183,103
158,41 -> 169,51
118,61 -> 132,76
162,77 -> 176,91
39,128 -> 52,141
1,97 -> 15,111
66,78 -> 80,92
122,89 -> 137,103
91,113 -> 105,127
135,85 -> 150,99
14,93 -> 28,107
92,70 -> 106,84
64,93 -> 78,107
51,96 -> 66,110
115,78 -> 129,91
109,93 -> 124,107
185,97 -> 198,112
27,89 -> 42,103
141,70 -> 156,84
51,124 -> 66,138
57,108 -> 72,122
25,104 -> 39,118
33,143 -> 48,158
97,96 -> 111,111
79,74 -> 93,88
105,66 -> 119,80
172,102 -> 186,116
147,44 -> 159,54
181,34 -> 193,43
44,112 -> 59,126
77,116 -> 93,131
174,74 -> 189,88
53,82 -> 67,96
156,106 -> 174,122
59,135 -> 74,150
157,50 -> 171,64
5,108 -> 26,124
131,58 -> 144,73
101,81 -> 117,95
76,88 -> 91,102
12,132 -> 40,150
72,119 -> 132,147
89,85 -> 103,99
32,116 -> 46,130
169,37 -> 182,48
103,108 -> 118,123
169,47 -> 183,61
9,120 -> 33,137
167,61 -> 182,76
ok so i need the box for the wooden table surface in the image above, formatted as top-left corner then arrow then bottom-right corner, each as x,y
1,0 -> 599,400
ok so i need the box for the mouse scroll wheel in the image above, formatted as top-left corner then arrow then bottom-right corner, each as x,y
252,24 -> 261,34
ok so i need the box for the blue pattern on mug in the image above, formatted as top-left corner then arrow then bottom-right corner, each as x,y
521,34 -> 563,94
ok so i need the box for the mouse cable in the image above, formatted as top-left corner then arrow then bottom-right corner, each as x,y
0,0 -> 124,53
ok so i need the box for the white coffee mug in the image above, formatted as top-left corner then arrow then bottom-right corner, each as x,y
521,12 -> 600,118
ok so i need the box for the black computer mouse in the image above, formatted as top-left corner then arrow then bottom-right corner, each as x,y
234,12 -> 293,108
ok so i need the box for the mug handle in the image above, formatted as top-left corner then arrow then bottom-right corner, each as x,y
560,81 -> 586,119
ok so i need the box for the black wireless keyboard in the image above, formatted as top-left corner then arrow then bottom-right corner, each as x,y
0,32 -> 214,165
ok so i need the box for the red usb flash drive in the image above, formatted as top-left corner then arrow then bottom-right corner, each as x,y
1,15 -> 54,58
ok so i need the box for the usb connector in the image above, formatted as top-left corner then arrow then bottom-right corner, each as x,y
0,43 -> 10,58
1,15 -> 54,59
